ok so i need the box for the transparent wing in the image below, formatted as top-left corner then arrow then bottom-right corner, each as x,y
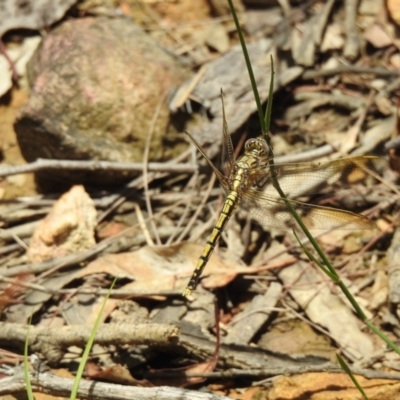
248,155 -> 386,199
241,188 -> 375,230
238,155 -> 387,230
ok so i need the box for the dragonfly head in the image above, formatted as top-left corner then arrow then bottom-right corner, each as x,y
244,137 -> 269,157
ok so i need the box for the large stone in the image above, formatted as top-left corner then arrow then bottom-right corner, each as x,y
14,17 -> 188,188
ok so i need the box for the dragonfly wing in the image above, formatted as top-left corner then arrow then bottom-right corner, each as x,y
249,156 -> 386,199
241,188 -> 376,230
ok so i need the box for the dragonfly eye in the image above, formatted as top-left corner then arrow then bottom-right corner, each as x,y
245,138 -> 269,155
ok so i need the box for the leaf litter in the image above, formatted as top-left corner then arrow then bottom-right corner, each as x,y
0,0 -> 400,399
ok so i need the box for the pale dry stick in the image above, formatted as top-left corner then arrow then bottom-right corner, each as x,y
0,322 -> 179,361
6,197 -> 56,206
0,240 -> 112,279
143,367 -> 400,381
0,159 -> 196,178
0,348 -> 23,365
250,227 -> 336,269
96,173 -> 165,224
0,371 -> 234,400
276,0 -> 291,16
146,14 -> 232,30
142,95 -> 166,246
34,240 -> 113,281
339,141 -> 398,200
313,0 -> 335,45
0,226 -> 185,296
241,257 -> 298,279
0,218 -> 40,241
343,0 -> 360,60
0,275 -> 180,297
339,89 -> 376,154
151,188 -> 223,204
340,214 -> 400,273
172,132 -> 219,245
0,242 -> 27,256
168,141 -> 206,244
0,229 -> 29,252
97,147 -> 193,223
3,197 -> 193,278
165,173 -> 199,246
273,142 -> 340,164
384,76 -> 400,94
302,65 -> 400,80
0,275 -> 64,295
175,173 -> 217,244
364,192 -> 400,220
226,306 -> 288,329
169,65 -> 207,112
188,205 -> 219,243
134,203 -> 154,247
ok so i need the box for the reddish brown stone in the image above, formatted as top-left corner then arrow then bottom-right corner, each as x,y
15,17 -> 188,188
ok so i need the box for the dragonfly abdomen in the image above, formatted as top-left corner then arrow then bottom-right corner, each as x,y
182,190 -> 240,296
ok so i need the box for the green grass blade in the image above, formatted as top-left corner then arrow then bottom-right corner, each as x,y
70,278 -> 117,400
227,0 -> 400,360
337,354 -> 369,400
293,230 -> 338,281
264,55 -> 275,136
227,0 -> 265,134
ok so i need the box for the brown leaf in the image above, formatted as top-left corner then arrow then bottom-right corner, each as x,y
148,358 -> 218,387
90,363 -> 152,387
0,274 -> 34,313
78,242 -> 287,293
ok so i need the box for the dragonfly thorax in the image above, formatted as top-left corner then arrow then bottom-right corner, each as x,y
244,137 -> 269,157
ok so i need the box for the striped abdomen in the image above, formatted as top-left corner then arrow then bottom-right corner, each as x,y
182,190 -> 240,296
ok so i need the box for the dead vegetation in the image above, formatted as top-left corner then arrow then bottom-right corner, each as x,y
0,0 -> 400,399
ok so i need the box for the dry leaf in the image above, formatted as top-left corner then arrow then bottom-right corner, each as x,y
278,259 -> 374,360
0,274 -> 34,313
388,0 -> 400,25
0,0 -> 78,37
204,23 -> 230,53
77,242 -> 279,293
321,23 -> 344,52
364,23 -> 392,48
148,357 -> 218,387
370,270 -> 388,310
90,363 -> 152,386
375,95 -> 394,115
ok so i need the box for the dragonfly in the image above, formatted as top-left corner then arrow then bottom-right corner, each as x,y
182,104 -> 386,297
